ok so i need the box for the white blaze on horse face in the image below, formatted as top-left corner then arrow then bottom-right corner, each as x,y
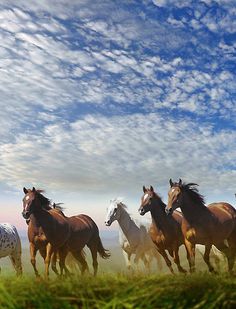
143,193 -> 149,203
105,201 -> 118,224
171,189 -> 175,193
25,196 -> 30,201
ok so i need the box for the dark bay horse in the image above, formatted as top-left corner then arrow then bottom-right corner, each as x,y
166,179 -> 236,273
22,187 -> 110,278
26,203 -> 68,277
139,186 -> 189,273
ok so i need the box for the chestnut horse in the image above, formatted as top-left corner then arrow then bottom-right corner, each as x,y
166,179 -> 236,274
139,186 -> 190,273
22,188 -> 110,278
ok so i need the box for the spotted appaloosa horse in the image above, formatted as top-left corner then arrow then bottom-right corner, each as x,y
0,223 -> 22,276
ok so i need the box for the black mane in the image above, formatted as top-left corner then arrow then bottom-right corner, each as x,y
36,190 -> 51,210
181,183 -> 206,207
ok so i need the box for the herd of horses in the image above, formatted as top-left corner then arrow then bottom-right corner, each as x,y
0,180 -> 236,278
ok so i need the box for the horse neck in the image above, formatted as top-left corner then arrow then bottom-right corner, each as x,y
32,206 -> 56,239
28,214 -> 41,232
117,207 -> 138,241
180,192 -> 206,225
150,198 -> 170,231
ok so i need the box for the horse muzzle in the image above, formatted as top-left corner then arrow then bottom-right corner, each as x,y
105,220 -> 111,226
165,207 -> 173,216
22,211 -> 30,219
139,208 -> 145,216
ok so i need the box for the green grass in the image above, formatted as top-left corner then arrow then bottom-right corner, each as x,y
0,246 -> 235,308
0,273 -> 236,309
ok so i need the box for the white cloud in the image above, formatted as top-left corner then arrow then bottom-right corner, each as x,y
0,113 -> 235,199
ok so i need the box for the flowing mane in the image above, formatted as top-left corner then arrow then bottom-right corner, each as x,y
113,198 -> 127,209
181,183 -> 206,208
35,190 -> 51,210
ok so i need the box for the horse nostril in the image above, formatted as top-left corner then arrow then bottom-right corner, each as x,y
139,208 -> 144,215
22,211 -> 29,219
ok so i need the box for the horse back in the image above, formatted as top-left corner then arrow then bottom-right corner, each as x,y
68,214 -> 98,232
207,202 -> 236,224
67,214 -> 99,250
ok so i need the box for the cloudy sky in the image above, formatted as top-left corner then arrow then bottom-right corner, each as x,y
0,0 -> 235,231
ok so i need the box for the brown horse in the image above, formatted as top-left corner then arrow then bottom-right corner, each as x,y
139,186 -> 190,273
22,187 -> 110,278
26,203 -> 69,277
166,179 -> 236,274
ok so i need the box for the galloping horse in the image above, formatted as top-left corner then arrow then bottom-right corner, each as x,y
105,198 -> 162,271
0,223 -> 22,276
139,186 -> 189,273
22,187 -> 110,278
26,203 -> 69,277
166,179 -> 236,273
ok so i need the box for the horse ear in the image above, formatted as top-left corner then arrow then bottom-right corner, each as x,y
143,186 -> 147,193
32,187 -> 36,192
150,186 -> 154,192
169,179 -> 173,187
179,179 -> 182,186
23,187 -> 28,194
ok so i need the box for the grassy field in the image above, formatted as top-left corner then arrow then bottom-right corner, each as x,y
0,244 -> 236,308
0,272 -> 236,309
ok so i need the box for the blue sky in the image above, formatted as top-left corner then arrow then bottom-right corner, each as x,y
0,0 -> 235,231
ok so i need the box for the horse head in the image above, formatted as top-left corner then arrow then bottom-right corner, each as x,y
139,185 -> 155,216
22,187 -> 50,219
166,178 -> 183,215
105,198 -> 124,226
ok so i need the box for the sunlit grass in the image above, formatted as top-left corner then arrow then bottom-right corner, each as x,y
0,272 -> 236,308
0,246 -> 235,308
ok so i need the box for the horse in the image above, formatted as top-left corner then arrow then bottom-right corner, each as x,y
166,179 -> 236,274
139,186 -> 190,273
0,223 -> 22,276
26,202 -> 70,277
22,187 -> 110,278
105,198 -> 162,272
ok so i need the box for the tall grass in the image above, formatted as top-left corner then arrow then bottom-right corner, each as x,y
0,273 -> 235,309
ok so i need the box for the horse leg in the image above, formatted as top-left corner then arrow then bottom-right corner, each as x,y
173,245 -> 187,273
58,247 -> 71,276
71,250 -> 89,275
51,251 -> 59,276
184,239 -> 195,273
9,252 -> 22,277
226,230 -> 236,274
122,250 -> 132,271
153,249 -> 163,271
30,243 -> 40,277
203,244 -> 216,273
87,242 -> 98,276
156,245 -> 174,274
44,243 -> 53,279
215,242 -> 234,274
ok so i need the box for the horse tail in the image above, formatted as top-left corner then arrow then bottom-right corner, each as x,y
97,236 -> 110,259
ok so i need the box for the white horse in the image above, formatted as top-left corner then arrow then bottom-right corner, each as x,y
105,198 -> 162,271
0,223 -> 22,276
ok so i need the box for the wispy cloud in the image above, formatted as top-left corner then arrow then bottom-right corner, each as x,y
1,114 -> 235,197
0,1 -> 235,227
